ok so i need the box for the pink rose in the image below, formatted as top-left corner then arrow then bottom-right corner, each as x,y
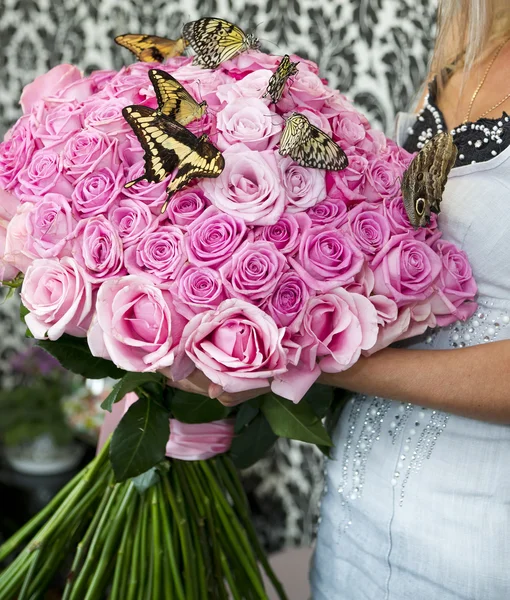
172,299 -> 287,393
63,130 -> 119,181
124,225 -> 187,287
24,193 -> 77,259
54,77 -> 94,103
278,156 -> 327,212
185,206 -> 247,268
364,157 -> 402,202
383,195 -> 414,235
215,97 -> 283,151
217,70 -> 272,103
372,233 -> 442,305
21,257 -> 94,340
108,199 -> 158,248
290,225 -> 364,292
169,62 -> 233,108
221,51 -> 281,79
120,161 -> 167,214
171,265 -> 227,319
0,189 -> 21,280
290,108 -> 332,136
347,202 -> 391,258
0,116 -> 36,190
72,215 -> 125,283
4,202 -> 34,273
71,167 -> 123,216
255,212 -> 310,255
326,153 -> 368,205
82,98 -> 131,137
306,198 -> 348,228
279,69 -> 333,112
16,147 -> 73,198
219,240 -> 287,302
88,69 -> 117,92
329,110 -> 370,147
34,100 -> 84,150
167,190 -> 208,227
429,240 -> 478,326
88,275 -> 186,372
101,69 -> 153,105
20,64 -> 82,113
201,145 -> 285,226
264,270 -> 310,332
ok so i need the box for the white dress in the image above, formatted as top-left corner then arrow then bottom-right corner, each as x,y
311,111 -> 510,599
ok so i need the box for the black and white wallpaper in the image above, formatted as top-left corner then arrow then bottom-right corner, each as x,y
0,0 -> 437,550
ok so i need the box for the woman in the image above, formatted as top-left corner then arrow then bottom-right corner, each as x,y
172,1 -> 510,597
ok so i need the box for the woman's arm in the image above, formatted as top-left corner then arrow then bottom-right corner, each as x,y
319,340 -> 510,423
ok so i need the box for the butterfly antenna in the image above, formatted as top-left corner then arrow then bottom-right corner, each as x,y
124,175 -> 145,189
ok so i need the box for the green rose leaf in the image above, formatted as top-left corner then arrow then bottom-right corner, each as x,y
110,396 -> 170,482
37,335 -> 125,379
234,400 -> 260,434
131,466 -> 161,494
230,412 -> 278,469
303,383 -> 335,419
101,372 -> 167,412
261,393 -> 333,447
168,389 -> 229,423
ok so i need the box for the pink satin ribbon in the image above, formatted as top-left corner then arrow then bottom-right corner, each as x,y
97,393 -> 235,461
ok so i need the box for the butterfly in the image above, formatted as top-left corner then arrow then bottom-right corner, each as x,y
263,55 -> 299,104
122,105 -> 224,213
148,69 -> 207,126
401,132 -> 458,228
115,34 -> 187,63
279,113 -> 349,170
182,18 -> 260,69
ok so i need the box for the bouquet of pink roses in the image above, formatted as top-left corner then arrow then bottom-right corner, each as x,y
0,20 -> 477,599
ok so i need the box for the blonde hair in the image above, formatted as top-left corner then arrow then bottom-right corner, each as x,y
430,0 -> 510,81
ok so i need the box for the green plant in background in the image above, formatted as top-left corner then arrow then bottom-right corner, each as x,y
0,344 -> 81,447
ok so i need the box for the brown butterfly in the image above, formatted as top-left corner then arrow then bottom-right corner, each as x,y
401,132 -> 458,228
115,34 -> 187,63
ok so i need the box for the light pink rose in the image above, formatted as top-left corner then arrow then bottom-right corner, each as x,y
171,265 -> 227,320
0,189 -> 21,280
364,156 -> 402,202
16,147 -> 73,198
254,212 -> 310,255
221,51 -> 281,79
290,108 -> 332,136
82,98 -> 131,137
185,206 -> 247,268
72,215 -> 125,283
20,64 -> 82,114
172,299 -> 287,393
347,201 -> 391,258
429,240 -> 478,326
166,419 -> 235,461
326,154 -> 368,205
278,156 -> 327,213
88,69 -> 117,93
323,90 -> 357,115
306,198 -> 348,228
215,97 -> 283,151
124,225 -> 187,287
33,100 -> 84,150
54,77 -> 94,103
71,167 -> 123,217
279,69 -> 334,112
88,275 -> 186,372
217,70 -> 272,104
167,190 -> 209,227
24,193 -> 76,259
63,130 -> 119,181
108,199 -> 158,248
21,257 -> 94,340
329,110 -> 370,147
290,225 -> 364,292
219,240 -> 287,303
169,63 -> 233,108
383,195 -> 414,235
120,160 -> 167,214
201,144 -> 285,226
264,270 -> 311,332
381,140 -> 414,171
0,116 -> 37,190
101,68 -> 154,105
344,262 -> 376,296
372,233 -> 442,305
4,202 -> 34,273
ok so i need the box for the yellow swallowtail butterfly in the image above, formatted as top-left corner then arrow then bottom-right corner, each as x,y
115,34 -> 187,63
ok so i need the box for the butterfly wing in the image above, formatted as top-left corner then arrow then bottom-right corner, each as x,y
115,34 -> 187,62
183,18 -> 254,68
148,69 -> 206,126
263,55 -> 299,104
427,132 -> 458,213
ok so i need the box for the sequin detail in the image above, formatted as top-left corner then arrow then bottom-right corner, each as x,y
449,302 -> 510,347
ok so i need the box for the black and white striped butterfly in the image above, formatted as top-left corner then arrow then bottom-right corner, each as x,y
263,55 -> 299,104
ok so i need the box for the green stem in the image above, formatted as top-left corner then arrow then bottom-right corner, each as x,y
126,496 -> 147,600
16,543 -> 43,600
149,486 -> 162,600
220,549 -> 242,600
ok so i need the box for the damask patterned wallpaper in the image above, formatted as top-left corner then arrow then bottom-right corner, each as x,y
0,0 -> 437,550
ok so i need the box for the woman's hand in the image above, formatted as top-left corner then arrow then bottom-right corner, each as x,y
167,369 -> 270,407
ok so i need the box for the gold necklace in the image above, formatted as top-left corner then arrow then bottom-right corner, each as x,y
464,38 -> 510,123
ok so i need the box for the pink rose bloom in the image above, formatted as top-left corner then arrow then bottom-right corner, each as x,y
272,288 -> 378,402
169,62 -> 233,108
279,69 -> 334,112
71,167 -> 123,217
307,198 -> 348,228
284,108 -> 332,136
121,160 -> 167,214
0,116 -> 36,190
215,97 -> 283,151
72,215 -> 125,283
323,90 -> 357,115
171,265 -> 227,320
21,257 -> 94,340
372,233 -> 442,305
217,70 -> 272,104
383,195 -> 414,235
124,225 -> 187,287
83,98 -> 131,137
347,201 -> 391,258
326,153 -> 368,205
63,130 -> 119,181
255,212 -> 310,256
167,189 -> 209,227
89,69 -> 117,93
16,147 -> 74,198
34,100 -> 84,150
108,199 -> 158,248
165,419 -> 235,461
344,262 -> 375,296
185,206 -> 247,268
4,202 -> 34,273
429,240 -> 478,326
0,189 -> 21,280
381,140 -> 414,171
364,156 -> 402,202
278,156 -> 327,212
54,76 -> 94,103
290,225 -> 364,292
221,51 -> 281,79
24,193 -> 76,259
201,144 -> 285,226
20,64 -> 82,113
101,69 -> 153,105
219,240 -> 287,303
172,299 -> 287,393
118,132 -> 144,168
329,110 -> 370,147
264,270 -> 311,332
88,275 -> 186,372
